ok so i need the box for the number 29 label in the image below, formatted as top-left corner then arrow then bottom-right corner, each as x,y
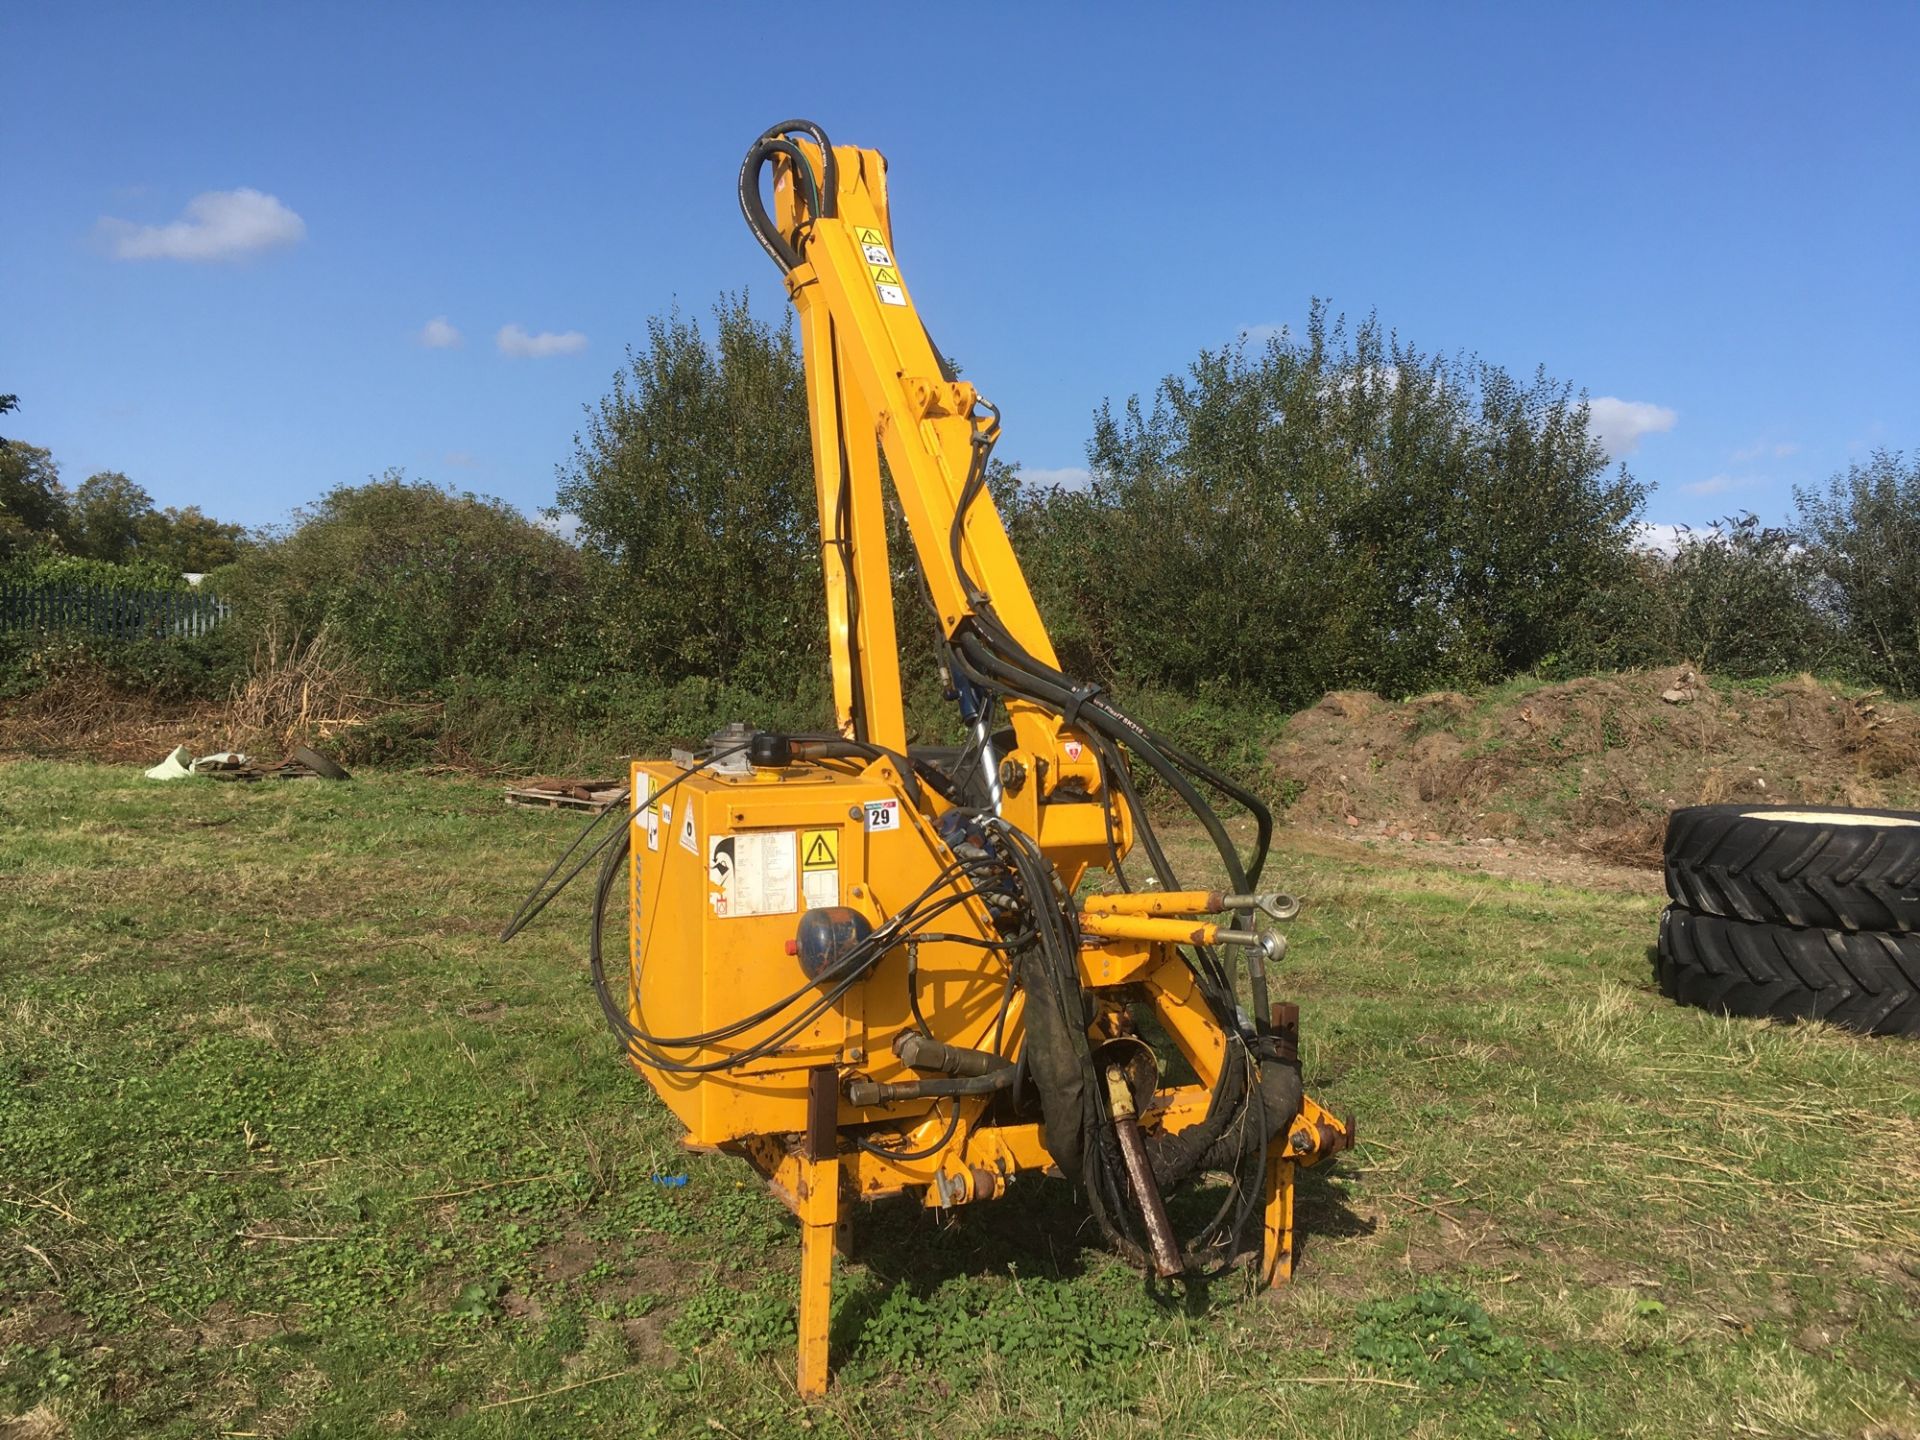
863,799 -> 900,832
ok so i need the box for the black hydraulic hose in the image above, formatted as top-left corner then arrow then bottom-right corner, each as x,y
826,324 -> 868,743
499,745 -> 745,943
846,1069 -> 1014,1105
954,629 -> 1252,893
757,120 -> 837,216
947,637 -> 1239,1013
738,137 -> 817,273
738,120 -> 837,275
592,841 -> 979,1071
788,735 -> 927,811
852,1102 -> 960,1162
721,113 -> 1277,1271
939,429 -> 1271,896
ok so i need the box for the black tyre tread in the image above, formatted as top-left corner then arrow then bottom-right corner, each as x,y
1663,804 -> 1920,935
1656,907 -> 1920,1037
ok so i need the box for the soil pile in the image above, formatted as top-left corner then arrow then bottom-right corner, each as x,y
1272,666 -> 1920,865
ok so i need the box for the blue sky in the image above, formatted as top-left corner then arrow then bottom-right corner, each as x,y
4,3 -> 1915,538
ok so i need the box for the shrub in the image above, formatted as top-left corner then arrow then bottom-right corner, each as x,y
1642,515 -> 1857,680
1050,304 -> 1646,707
219,473 -> 595,695
556,296 -> 824,693
1796,449 -> 1920,693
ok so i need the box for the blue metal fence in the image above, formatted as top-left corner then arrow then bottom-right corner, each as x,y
0,583 -> 229,640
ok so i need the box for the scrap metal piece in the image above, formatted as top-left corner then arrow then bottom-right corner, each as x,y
289,744 -> 351,781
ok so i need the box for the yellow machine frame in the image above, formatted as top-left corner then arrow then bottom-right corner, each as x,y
622,123 -> 1350,1398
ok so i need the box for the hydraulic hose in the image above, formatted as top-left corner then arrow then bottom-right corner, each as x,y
737,121 -> 837,274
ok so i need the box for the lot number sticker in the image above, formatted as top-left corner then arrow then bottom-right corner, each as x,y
864,799 -> 900,833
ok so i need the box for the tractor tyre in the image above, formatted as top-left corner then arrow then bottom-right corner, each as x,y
1663,804 -> 1920,935
1655,906 -> 1920,1036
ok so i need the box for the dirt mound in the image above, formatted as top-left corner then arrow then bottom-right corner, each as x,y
1272,666 -> 1920,866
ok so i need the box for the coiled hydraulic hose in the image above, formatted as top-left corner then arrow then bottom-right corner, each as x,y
738,120 -> 837,273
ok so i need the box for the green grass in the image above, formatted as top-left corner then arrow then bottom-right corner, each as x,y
2,761 -> 1917,1438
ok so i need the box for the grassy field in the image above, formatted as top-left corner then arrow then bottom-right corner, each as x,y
2,761 -> 1916,1439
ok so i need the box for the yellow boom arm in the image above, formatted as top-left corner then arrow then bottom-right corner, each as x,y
752,128 -> 1120,878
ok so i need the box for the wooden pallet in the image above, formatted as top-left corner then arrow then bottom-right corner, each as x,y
504,782 -> 629,814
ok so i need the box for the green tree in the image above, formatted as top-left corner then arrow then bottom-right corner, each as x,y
1640,515 -> 1855,678
140,505 -> 250,573
68,471 -> 156,564
1060,304 -> 1645,704
0,440 -> 69,556
222,472 -> 592,693
1796,449 -> 1920,693
555,295 -> 821,688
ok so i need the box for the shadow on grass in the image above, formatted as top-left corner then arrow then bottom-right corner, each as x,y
827,1154 -> 1373,1351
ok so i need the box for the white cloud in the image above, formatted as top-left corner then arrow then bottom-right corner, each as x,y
1682,475 -> 1736,496
1634,519 -> 1739,556
1633,521 -> 1734,556
98,187 -> 306,262
1632,522 -> 1687,556
418,316 -> 462,349
1587,396 -> 1677,459
538,511 -> 585,542
1019,466 -> 1092,490
497,324 -> 587,358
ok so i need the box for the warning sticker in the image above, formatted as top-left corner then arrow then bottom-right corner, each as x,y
861,241 -> 892,267
678,796 -> 698,853
799,827 -> 839,910
864,798 -> 900,833
869,266 -> 900,287
801,829 -> 838,869
635,774 -> 658,849
1063,739 -> 1084,762
855,225 -> 885,246
876,283 -> 906,307
707,831 -> 798,918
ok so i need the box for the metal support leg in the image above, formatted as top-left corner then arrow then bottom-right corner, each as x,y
1260,1146 -> 1295,1288
797,1066 -> 841,1399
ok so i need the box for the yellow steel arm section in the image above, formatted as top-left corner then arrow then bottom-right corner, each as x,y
771,143 -> 1073,781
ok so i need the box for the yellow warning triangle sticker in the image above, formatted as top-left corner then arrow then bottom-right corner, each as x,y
802,830 -> 838,868
871,267 -> 900,286
855,226 -> 885,245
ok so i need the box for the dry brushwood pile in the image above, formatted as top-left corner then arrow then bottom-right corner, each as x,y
1272,666 -> 1920,865
0,664 -> 225,765
0,628 -> 435,766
